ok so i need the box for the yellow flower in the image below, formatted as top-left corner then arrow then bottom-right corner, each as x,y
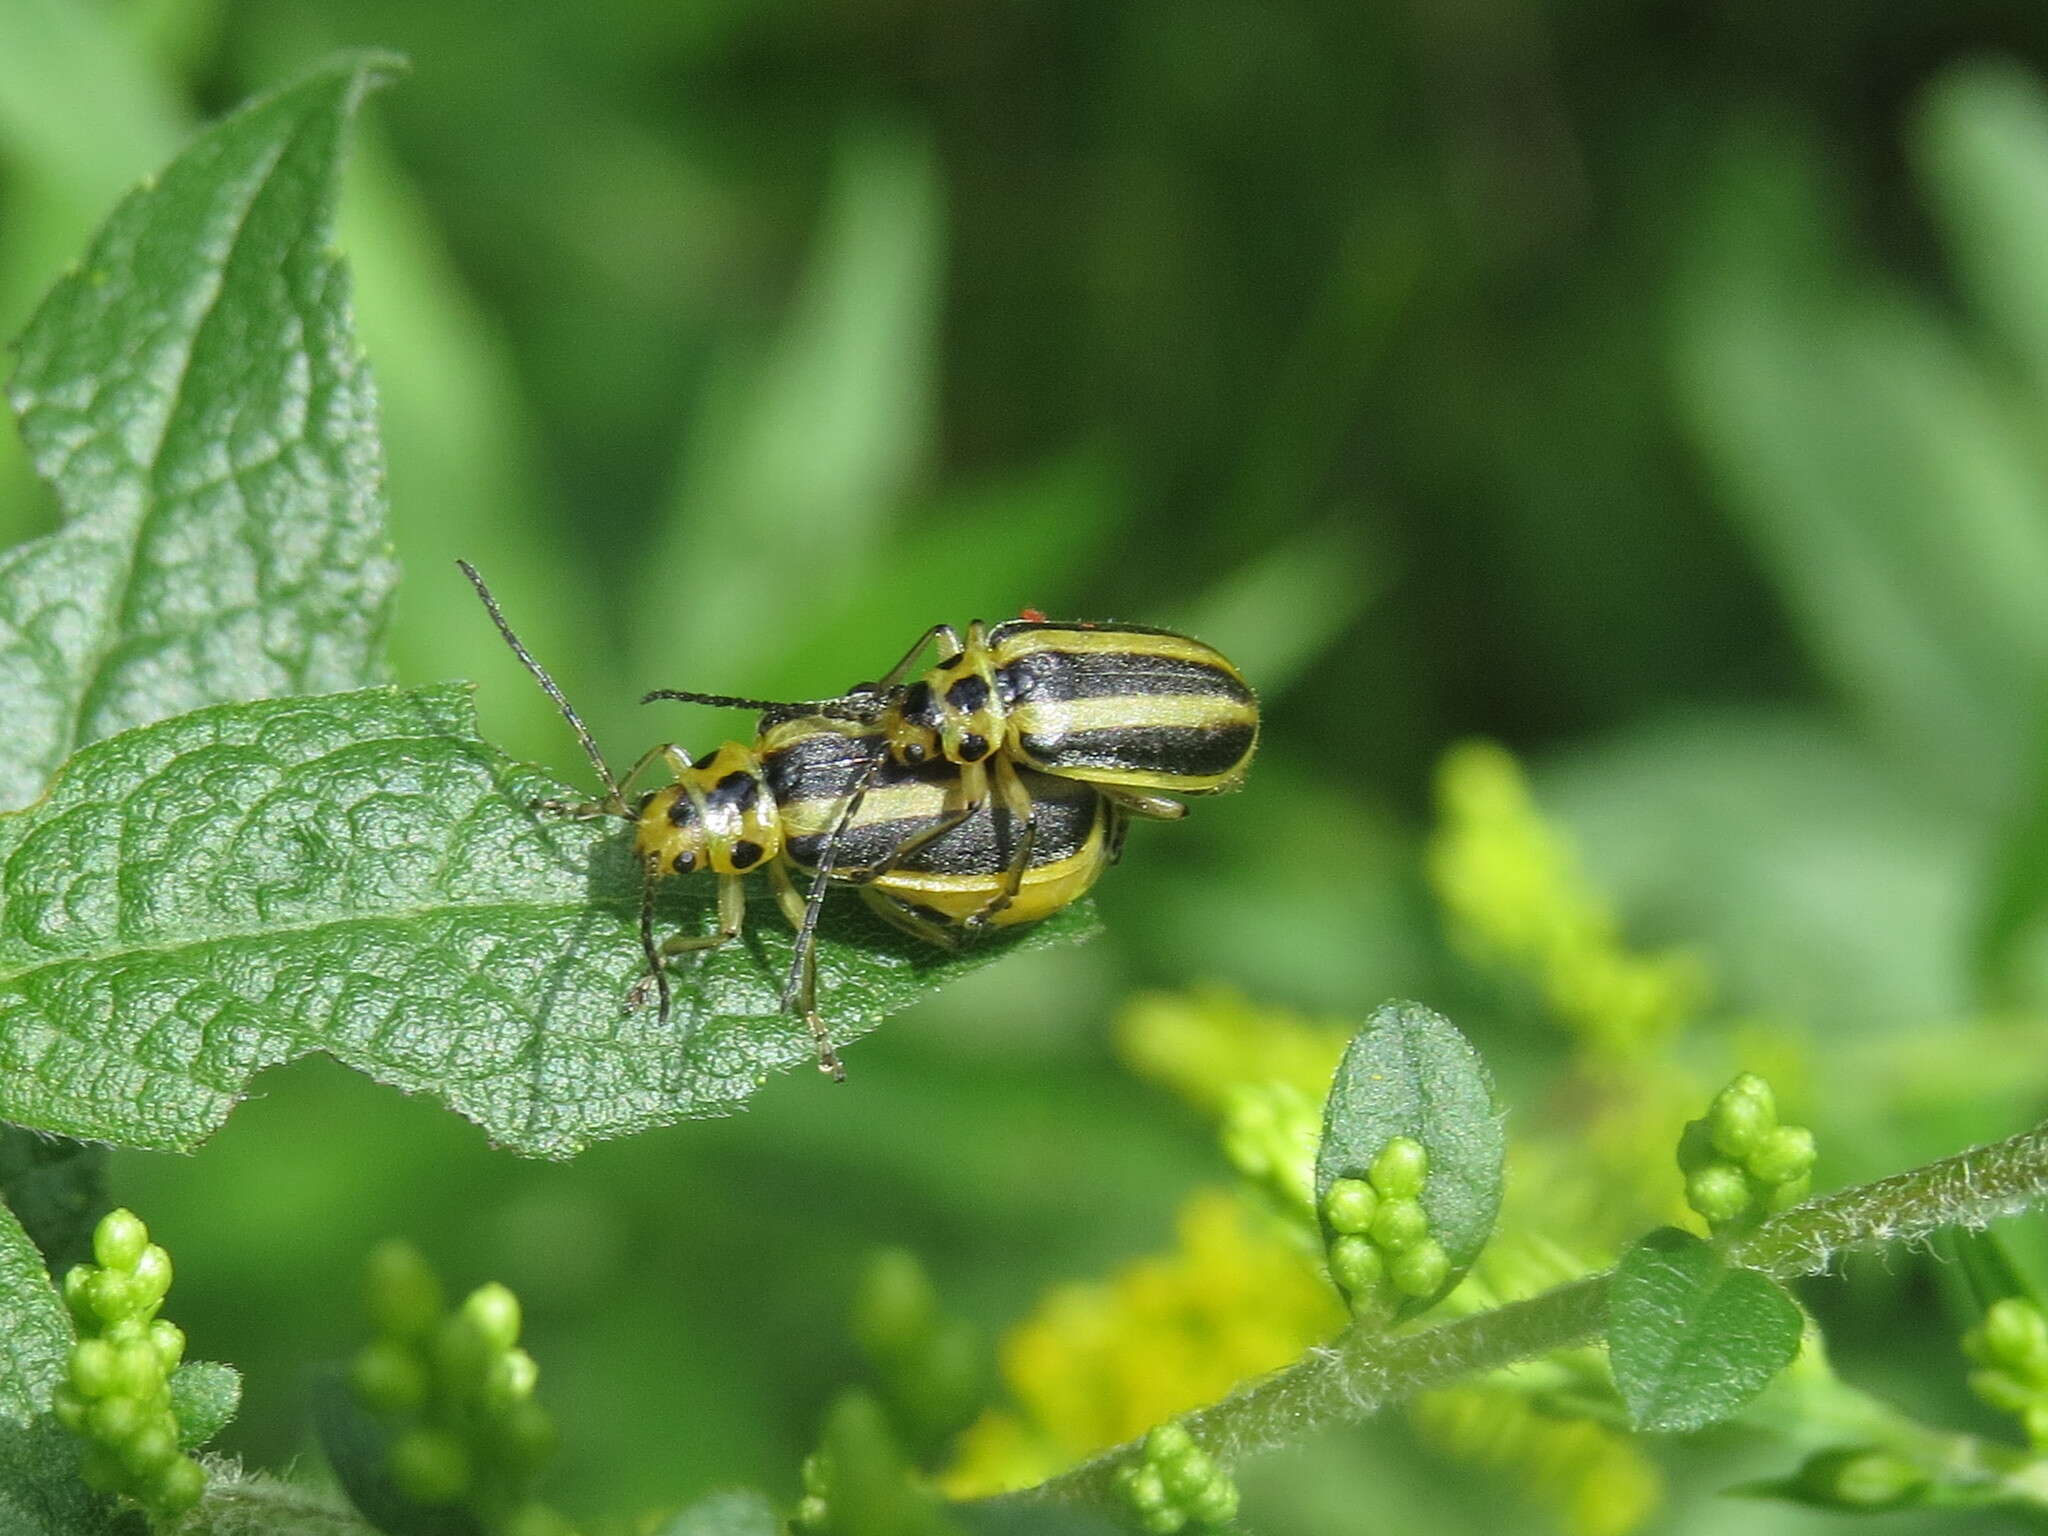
941,1190 -> 1344,1497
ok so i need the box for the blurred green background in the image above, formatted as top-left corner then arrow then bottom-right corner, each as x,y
9,0 -> 2048,1531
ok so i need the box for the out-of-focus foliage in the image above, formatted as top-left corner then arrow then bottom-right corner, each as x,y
4,1 -> 2048,1531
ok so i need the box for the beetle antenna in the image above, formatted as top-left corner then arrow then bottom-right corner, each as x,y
458,560 -> 622,803
640,688 -> 881,723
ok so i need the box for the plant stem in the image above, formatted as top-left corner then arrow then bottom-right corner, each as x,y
993,1117 -> 2048,1515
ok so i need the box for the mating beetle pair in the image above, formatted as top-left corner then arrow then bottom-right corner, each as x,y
460,564 -> 1257,1078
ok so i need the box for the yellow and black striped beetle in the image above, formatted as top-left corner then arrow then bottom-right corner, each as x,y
459,565 -> 1121,1079
656,616 -> 1255,928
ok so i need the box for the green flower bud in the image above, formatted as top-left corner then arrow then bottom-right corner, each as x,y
390,1427 -> 471,1505
1160,1449 -> 1218,1504
486,1347 -> 540,1408
149,1320 -> 187,1373
1798,1447 -> 1928,1511
148,1455 -> 206,1518
1185,1476 -> 1241,1524
801,1450 -> 831,1497
1748,1125 -> 1816,1187
1685,1162 -> 1750,1227
84,1393 -> 143,1443
111,1338 -> 161,1399
1708,1075 -> 1776,1159
1322,1179 -> 1378,1236
366,1241 -> 444,1342
120,1418 -> 180,1479
1140,1510 -> 1187,1536
1969,1367 -> 2036,1415
1674,1117 -> 1717,1176
61,1266 -> 95,1327
70,1339 -> 119,1399
462,1282 -> 523,1354
1763,1172 -> 1811,1213
1119,1463 -> 1171,1513
1328,1235 -> 1384,1295
795,1494 -> 828,1529
93,1210 -> 150,1273
852,1249 -> 936,1366
1144,1421 -> 1196,1466
87,1268 -> 140,1325
129,1245 -> 173,1308
1984,1299 -> 2048,1371
1390,1239 -> 1451,1300
498,1397 -> 557,1469
352,1339 -> 430,1415
1369,1197 -> 1428,1255
1369,1138 -> 1428,1199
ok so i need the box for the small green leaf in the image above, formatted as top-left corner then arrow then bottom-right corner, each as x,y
0,51 -> 401,812
0,685 -> 1096,1156
0,1199 -> 68,1429
655,1490 -> 785,1536
170,1359 -> 240,1449
1608,1227 -> 1803,1433
0,1128 -> 107,1275
1314,1001 -> 1503,1314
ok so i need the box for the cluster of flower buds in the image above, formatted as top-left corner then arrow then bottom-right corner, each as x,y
1323,1137 -> 1450,1313
51,1209 -> 205,1524
349,1241 -> 571,1536
850,1248 -> 986,1457
1219,1080 -> 1319,1222
1965,1296 -> 2048,1446
1113,1422 -> 1238,1533
1678,1074 -> 1814,1232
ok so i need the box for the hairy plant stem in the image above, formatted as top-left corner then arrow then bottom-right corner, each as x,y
992,1116 -> 2048,1514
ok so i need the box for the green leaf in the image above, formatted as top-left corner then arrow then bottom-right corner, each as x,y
1607,1227 -> 1803,1433
0,50 -> 401,813
170,1359 -> 240,1449
954,1505 -> 1132,1536
0,1419 -> 115,1536
0,1199 -> 69,1429
0,685 -> 1096,1156
655,1490 -> 785,1536
0,1127 -> 107,1275
1913,58 -> 2048,403
1314,1001 -> 1503,1314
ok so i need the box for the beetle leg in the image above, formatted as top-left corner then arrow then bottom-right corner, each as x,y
626,870 -> 745,1012
862,623 -> 960,695
965,757 -> 1037,931
858,887 -> 966,950
774,751 -> 885,1082
534,741 -> 682,820
1098,786 -> 1187,821
839,757 -> 982,883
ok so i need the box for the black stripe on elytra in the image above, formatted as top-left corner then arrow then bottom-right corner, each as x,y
760,731 -> 888,805
1016,721 -> 1254,780
997,646 -> 1250,708
784,780 -> 1101,876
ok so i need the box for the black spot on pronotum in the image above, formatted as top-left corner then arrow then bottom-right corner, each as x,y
667,794 -> 698,827
899,680 -> 939,728
729,839 -> 765,870
945,673 -> 992,714
704,769 -> 760,816
958,733 -> 991,762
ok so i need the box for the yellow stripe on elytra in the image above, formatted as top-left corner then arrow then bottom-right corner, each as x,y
999,627 -> 1244,678
1009,693 -> 1258,734
776,781 -> 948,837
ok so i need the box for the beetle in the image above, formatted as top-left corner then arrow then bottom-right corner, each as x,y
655,617 -> 1254,927
458,564 -> 1118,1078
